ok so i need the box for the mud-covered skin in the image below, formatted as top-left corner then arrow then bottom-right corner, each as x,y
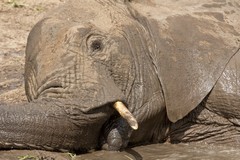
0,0 -> 239,152
170,49 -> 240,144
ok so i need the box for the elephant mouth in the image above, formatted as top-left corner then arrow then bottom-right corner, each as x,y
76,101 -> 138,151
96,101 -> 138,151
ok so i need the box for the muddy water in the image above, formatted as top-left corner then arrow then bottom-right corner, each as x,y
79,144 -> 240,160
1,143 -> 240,160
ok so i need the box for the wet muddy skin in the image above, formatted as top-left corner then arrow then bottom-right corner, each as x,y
1,144 -> 240,160
1,1 -> 240,160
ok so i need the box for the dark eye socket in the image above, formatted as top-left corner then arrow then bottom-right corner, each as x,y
91,40 -> 103,52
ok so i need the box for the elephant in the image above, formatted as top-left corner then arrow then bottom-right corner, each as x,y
0,0 -> 240,152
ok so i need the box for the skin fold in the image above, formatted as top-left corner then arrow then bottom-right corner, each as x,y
0,0 -> 239,152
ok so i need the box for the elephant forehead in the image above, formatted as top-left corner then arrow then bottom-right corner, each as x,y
47,0 -> 130,32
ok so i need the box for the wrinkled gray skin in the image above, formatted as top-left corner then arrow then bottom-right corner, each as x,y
0,0 -> 240,152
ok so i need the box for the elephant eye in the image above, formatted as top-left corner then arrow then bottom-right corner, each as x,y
87,34 -> 106,55
91,40 -> 103,52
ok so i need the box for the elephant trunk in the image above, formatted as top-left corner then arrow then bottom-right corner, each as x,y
0,100 -> 105,152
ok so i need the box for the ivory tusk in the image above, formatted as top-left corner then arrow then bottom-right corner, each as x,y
113,101 -> 138,130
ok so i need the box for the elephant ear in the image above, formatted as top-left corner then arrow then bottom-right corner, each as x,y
154,15 -> 239,122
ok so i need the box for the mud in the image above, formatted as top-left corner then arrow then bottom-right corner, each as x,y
1,144 -> 240,160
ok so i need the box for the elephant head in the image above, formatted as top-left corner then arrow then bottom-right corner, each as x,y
9,0 -> 165,151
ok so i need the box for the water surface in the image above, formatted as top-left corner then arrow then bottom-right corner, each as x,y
78,143 -> 240,160
1,143 -> 240,160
